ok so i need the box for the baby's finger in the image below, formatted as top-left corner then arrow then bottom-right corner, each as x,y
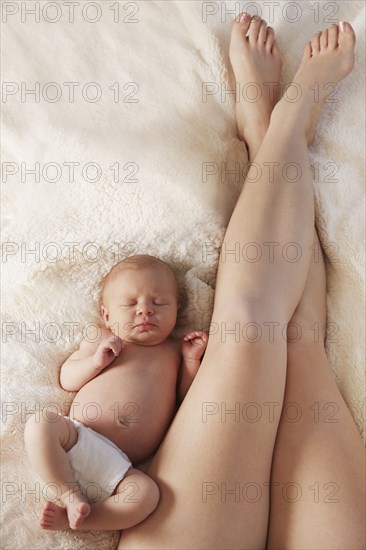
110,339 -> 123,355
183,331 -> 201,340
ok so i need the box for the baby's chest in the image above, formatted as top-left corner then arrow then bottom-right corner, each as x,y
104,344 -> 180,386
122,340 -> 179,369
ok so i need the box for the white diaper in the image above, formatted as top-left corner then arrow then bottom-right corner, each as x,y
65,416 -> 132,503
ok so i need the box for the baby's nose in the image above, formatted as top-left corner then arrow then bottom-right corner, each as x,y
137,303 -> 153,315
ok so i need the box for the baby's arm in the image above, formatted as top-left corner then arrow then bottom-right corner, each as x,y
176,331 -> 208,405
60,333 -> 123,392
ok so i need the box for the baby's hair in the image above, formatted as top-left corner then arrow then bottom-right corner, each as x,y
100,254 -> 179,305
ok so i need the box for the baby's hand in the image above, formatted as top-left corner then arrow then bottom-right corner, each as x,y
93,335 -> 124,371
182,331 -> 208,361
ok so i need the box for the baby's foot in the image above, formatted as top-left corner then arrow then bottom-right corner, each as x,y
40,501 -> 69,530
229,13 -> 282,157
61,489 -> 91,529
283,22 -> 356,144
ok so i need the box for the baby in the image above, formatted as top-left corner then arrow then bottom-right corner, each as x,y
24,254 -> 208,531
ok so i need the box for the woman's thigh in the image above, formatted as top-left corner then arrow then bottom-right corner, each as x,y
118,307 -> 288,550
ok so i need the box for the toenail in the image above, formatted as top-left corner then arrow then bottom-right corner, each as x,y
339,21 -> 345,32
252,15 -> 260,21
240,13 -> 251,23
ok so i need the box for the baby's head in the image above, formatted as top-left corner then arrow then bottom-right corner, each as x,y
100,254 -> 180,345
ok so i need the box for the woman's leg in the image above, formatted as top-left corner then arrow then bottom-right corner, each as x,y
118,16 -> 356,550
266,227 -> 365,549
235,23 -> 364,549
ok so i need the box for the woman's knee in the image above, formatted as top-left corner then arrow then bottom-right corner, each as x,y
212,295 -> 289,327
207,299 -> 290,355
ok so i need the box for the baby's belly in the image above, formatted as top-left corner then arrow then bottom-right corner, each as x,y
69,367 -> 177,464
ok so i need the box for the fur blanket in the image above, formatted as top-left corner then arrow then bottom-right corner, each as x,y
1,1 -> 365,548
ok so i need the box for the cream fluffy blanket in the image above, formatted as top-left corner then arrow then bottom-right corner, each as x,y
1,1 -> 365,548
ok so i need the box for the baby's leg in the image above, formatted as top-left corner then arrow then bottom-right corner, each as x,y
24,410 -> 90,529
40,467 -> 159,531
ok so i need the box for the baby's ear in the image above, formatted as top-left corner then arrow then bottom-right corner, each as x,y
101,305 -> 109,324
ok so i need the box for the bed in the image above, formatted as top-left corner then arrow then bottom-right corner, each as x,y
1,1 -> 365,548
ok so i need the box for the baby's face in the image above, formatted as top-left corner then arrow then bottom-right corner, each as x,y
101,266 -> 179,345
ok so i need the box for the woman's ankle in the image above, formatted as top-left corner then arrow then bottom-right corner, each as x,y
269,98 -> 309,143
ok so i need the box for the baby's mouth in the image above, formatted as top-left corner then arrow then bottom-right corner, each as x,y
138,322 -> 154,328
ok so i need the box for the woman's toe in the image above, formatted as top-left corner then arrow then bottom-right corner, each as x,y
258,20 -> 268,45
328,23 -> 339,49
302,41 -> 312,61
230,13 -> 251,52
311,31 -> 321,55
248,15 -> 262,43
338,21 -> 356,73
338,21 -> 356,48
265,26 -> 275,52
234,12 -> 251,35
320,29 -> 328,49
272,39 -> 282,60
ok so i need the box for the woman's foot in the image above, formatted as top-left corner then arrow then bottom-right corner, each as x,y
277,21 -> 356,144
229,13 -> 282,158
